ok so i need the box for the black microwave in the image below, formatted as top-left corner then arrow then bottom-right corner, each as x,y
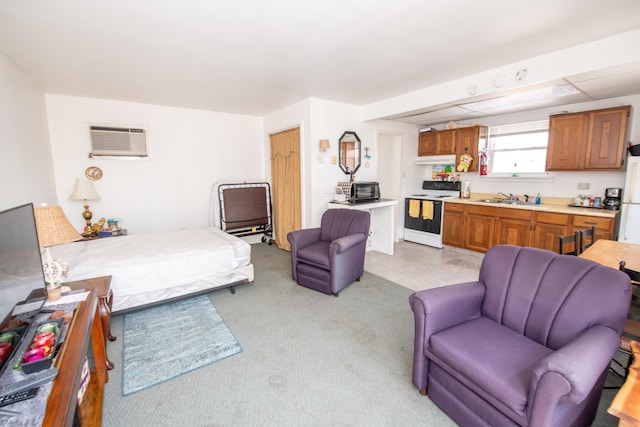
350,182 -> 380,203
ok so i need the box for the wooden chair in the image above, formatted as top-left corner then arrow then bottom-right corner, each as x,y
577,225 -> 596,254
610,260 -> 640,382
558,233 -> 578,255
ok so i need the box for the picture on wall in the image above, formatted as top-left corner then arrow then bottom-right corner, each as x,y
431,164 -> 454,181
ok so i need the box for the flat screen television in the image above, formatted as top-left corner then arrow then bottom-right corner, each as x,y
0,203 -> 47,323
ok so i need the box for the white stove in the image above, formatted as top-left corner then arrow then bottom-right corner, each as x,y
410,193 -> 458,200
404,181 -> 461,248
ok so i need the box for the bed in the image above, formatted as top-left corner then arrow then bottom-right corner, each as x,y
49,227 -> 254,313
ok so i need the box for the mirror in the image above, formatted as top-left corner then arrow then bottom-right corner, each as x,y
338,131 -> 361,175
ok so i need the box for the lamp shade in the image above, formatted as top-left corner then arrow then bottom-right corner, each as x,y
69,179 -> 100,201
34,206 -> 82,247
319,139 -> 330,150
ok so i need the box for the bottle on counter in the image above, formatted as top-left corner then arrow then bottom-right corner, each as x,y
463,181 -> 471,198
535,193 -> 541,204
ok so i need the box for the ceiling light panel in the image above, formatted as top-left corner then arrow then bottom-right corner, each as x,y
461,84 -> 582,113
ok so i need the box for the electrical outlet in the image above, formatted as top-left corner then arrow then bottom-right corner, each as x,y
577,183 -> 590,190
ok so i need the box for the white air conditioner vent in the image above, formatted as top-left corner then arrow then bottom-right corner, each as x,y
89,126 -> 148,157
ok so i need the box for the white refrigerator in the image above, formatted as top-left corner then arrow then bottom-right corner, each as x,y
620,155 -> 640,244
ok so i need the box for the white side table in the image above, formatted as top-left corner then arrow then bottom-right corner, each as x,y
327,199 -> 397,255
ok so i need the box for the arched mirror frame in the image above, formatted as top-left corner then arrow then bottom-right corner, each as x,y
338,131 -> 361,175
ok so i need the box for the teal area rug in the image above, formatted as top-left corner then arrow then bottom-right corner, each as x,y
122,295 -> 242,395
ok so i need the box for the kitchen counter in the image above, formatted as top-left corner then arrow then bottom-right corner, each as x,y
328,198 -> 397,208
448,195 -> 619,219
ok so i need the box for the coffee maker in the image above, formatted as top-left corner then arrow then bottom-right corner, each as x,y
603,187 -> 622,210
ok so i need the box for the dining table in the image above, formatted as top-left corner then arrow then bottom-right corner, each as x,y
579,239 -> 640,271
579,239 -> 640,426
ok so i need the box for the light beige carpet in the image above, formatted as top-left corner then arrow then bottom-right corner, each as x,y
102,243 -> 619,426
102,244 -> 456,426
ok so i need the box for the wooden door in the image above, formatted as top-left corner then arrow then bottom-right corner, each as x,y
495,216 -> 532,247
531,212 -> 570,252
464,206 -> 495,252
270,127 -> 301,251
442,203 -> 464,247
546,113 -> 587,170
532,223 -> 569,252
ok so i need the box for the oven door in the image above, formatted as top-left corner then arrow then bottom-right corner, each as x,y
404,198 -> 443,234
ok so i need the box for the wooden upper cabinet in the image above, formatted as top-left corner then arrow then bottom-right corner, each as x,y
418,126 -> 486,168
546,113 -> 587,170
437,130 -> 456,155
584,106 -> 630,169
418,132 -> 438,156
455,126 -> 487,173
546,106 -> 630,171
418,131 -> 437,156
418,130 -> 456,156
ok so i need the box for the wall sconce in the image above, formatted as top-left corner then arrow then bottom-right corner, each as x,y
364,147 -> 372,159
318,139 -> 330,163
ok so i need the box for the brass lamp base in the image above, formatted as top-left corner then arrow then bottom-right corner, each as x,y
82,202 -> 93,228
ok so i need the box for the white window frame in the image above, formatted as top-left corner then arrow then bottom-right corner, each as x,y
486,120 -> 553,182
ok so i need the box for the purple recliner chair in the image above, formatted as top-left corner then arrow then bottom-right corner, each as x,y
410,245 -> 631,427
287,209 -> 370,296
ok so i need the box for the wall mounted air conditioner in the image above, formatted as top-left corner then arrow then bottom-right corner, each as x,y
89,126 -> 148,158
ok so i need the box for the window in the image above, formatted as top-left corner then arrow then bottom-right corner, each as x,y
488,120 -> 549,175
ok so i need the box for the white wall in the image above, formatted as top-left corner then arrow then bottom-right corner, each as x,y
0,51 -> 56,211
45,95 -> 264,234
265,97 -> 418,231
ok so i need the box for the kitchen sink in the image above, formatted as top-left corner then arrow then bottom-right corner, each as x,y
499,200 -> 530,205
473,199 -> 502,203
473,199 -> 536,206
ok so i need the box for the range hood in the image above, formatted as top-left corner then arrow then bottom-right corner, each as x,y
416,155 -> 456,165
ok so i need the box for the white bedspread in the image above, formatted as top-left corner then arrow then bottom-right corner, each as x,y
50,227 -> 253,312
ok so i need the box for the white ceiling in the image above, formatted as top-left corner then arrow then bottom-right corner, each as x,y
1,0 -> 640,125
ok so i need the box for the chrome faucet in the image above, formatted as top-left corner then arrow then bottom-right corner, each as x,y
498,192 -> 515,201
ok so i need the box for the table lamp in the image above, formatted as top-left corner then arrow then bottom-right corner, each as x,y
33,205 -> 82,300
69,179 -> 100,236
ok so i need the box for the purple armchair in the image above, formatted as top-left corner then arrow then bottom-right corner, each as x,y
287,209 -> 370,296
410,245 -> 631,427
